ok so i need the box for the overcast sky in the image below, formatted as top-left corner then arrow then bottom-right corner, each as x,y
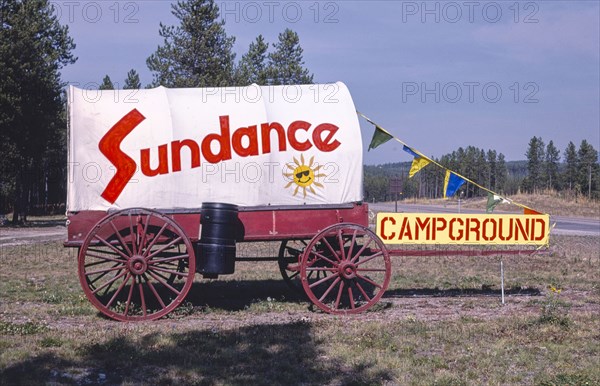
57,0 -> 600,164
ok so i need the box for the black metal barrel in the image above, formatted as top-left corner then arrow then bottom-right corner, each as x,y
197,202 -> 238,276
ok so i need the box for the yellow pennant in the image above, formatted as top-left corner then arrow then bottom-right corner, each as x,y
409,157 -> 431,178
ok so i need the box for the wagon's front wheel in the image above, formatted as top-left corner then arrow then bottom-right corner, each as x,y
300,223 -> 391,314
78,208 -> 196,321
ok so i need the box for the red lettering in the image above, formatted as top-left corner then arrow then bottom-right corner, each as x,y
232,125 -> 259,157
415,217 -> 431,240
312,123 -> 341,152
533,218 -> 546,241
260,122 -> 286,154
100,112 -> 343,203
380,216 -> 396,240
449,218 -> 463,241
467,218 -> 480,241
171,139 -> 201,172
515,218 -> 528,240
399,217 -> 412,240
499,218 -> 513,241
99,109 -> 145,203
434,217 -> 447,241
141,144 -> 169,176
201,115 -> 232,163
482,218 -> 497,241
288,121 -> 312,151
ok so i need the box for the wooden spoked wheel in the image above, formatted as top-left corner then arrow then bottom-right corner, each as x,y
279,239 -> 344,297
78,208 -> 196,321
300,223 -> 391,314
278,240 -> 306,294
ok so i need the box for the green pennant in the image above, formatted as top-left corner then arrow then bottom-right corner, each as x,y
368,126 -> 394,151
486,193 -> 499,213
487,192 -> 509,213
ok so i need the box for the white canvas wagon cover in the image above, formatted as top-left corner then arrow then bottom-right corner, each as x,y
67,82 -> 363,211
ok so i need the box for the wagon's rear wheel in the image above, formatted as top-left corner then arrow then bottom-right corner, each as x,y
279,239 -> 338,296
278,239 -> 307,295
78,208 -> 196,321
300,223 -> 391,314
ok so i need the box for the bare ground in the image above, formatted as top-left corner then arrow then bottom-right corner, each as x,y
1,227 -> 599,385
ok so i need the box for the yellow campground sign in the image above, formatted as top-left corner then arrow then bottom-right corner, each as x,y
376,213 -> 550,245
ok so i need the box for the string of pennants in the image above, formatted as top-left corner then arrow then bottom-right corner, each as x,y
358,112 -> 545,215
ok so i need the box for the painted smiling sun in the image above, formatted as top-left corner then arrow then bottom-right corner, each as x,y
284,154 -> 327,198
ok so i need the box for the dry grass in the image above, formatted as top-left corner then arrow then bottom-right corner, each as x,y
0,235 -> 599,385
396,191 -> 600,218
462,191 -> 600,218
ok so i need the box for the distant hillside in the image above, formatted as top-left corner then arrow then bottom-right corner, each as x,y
365,160 -> 528,178
363,158 -> 526,201
505,161 -> 527,178
363,139 -> 599,201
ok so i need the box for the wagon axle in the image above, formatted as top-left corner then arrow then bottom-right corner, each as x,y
338,261 -> 358,280
128,256 -> 148,276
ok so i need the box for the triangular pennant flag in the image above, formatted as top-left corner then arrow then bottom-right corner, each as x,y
409,157 -> 431,178
486,193 -> 509,213
358,112 -> 543,214
403,145 -> 431,178
368,126 -> 393,151
524,207 -> 542,215
443,170 -> 466,198
402,145 -> 420,158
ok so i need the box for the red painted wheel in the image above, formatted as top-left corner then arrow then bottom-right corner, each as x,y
300,223 -> 391,314
278,239 -> 308,295
279,239 -> 338,296
78,208 -> 196,321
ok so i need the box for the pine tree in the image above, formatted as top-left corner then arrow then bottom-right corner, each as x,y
123,69 -> 141,89
234,35 -> 269,86
146,0 -> 235,87
524,136 -> 545,192
544,140 -> 560,190
563,141 -> 578,190
577,140 -> 599,199
496,153 -> 507,193
268,29 -> 313,85
0,0 -> 76,223
476,149 -> 488,197
99,75 -> 114,90
487,149 -> 497,190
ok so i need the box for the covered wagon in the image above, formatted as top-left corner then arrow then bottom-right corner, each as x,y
64,83 -> 391,321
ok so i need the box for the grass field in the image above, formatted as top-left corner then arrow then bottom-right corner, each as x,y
0,235 -> 599,385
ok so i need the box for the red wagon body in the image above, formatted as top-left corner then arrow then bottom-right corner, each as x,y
65,203 -> 369,246
65,203 -> 391,321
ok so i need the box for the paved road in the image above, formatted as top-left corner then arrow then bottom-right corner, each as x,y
0,226 -> 66,247
0,203 -> 598,247
369,203 -> 600,236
